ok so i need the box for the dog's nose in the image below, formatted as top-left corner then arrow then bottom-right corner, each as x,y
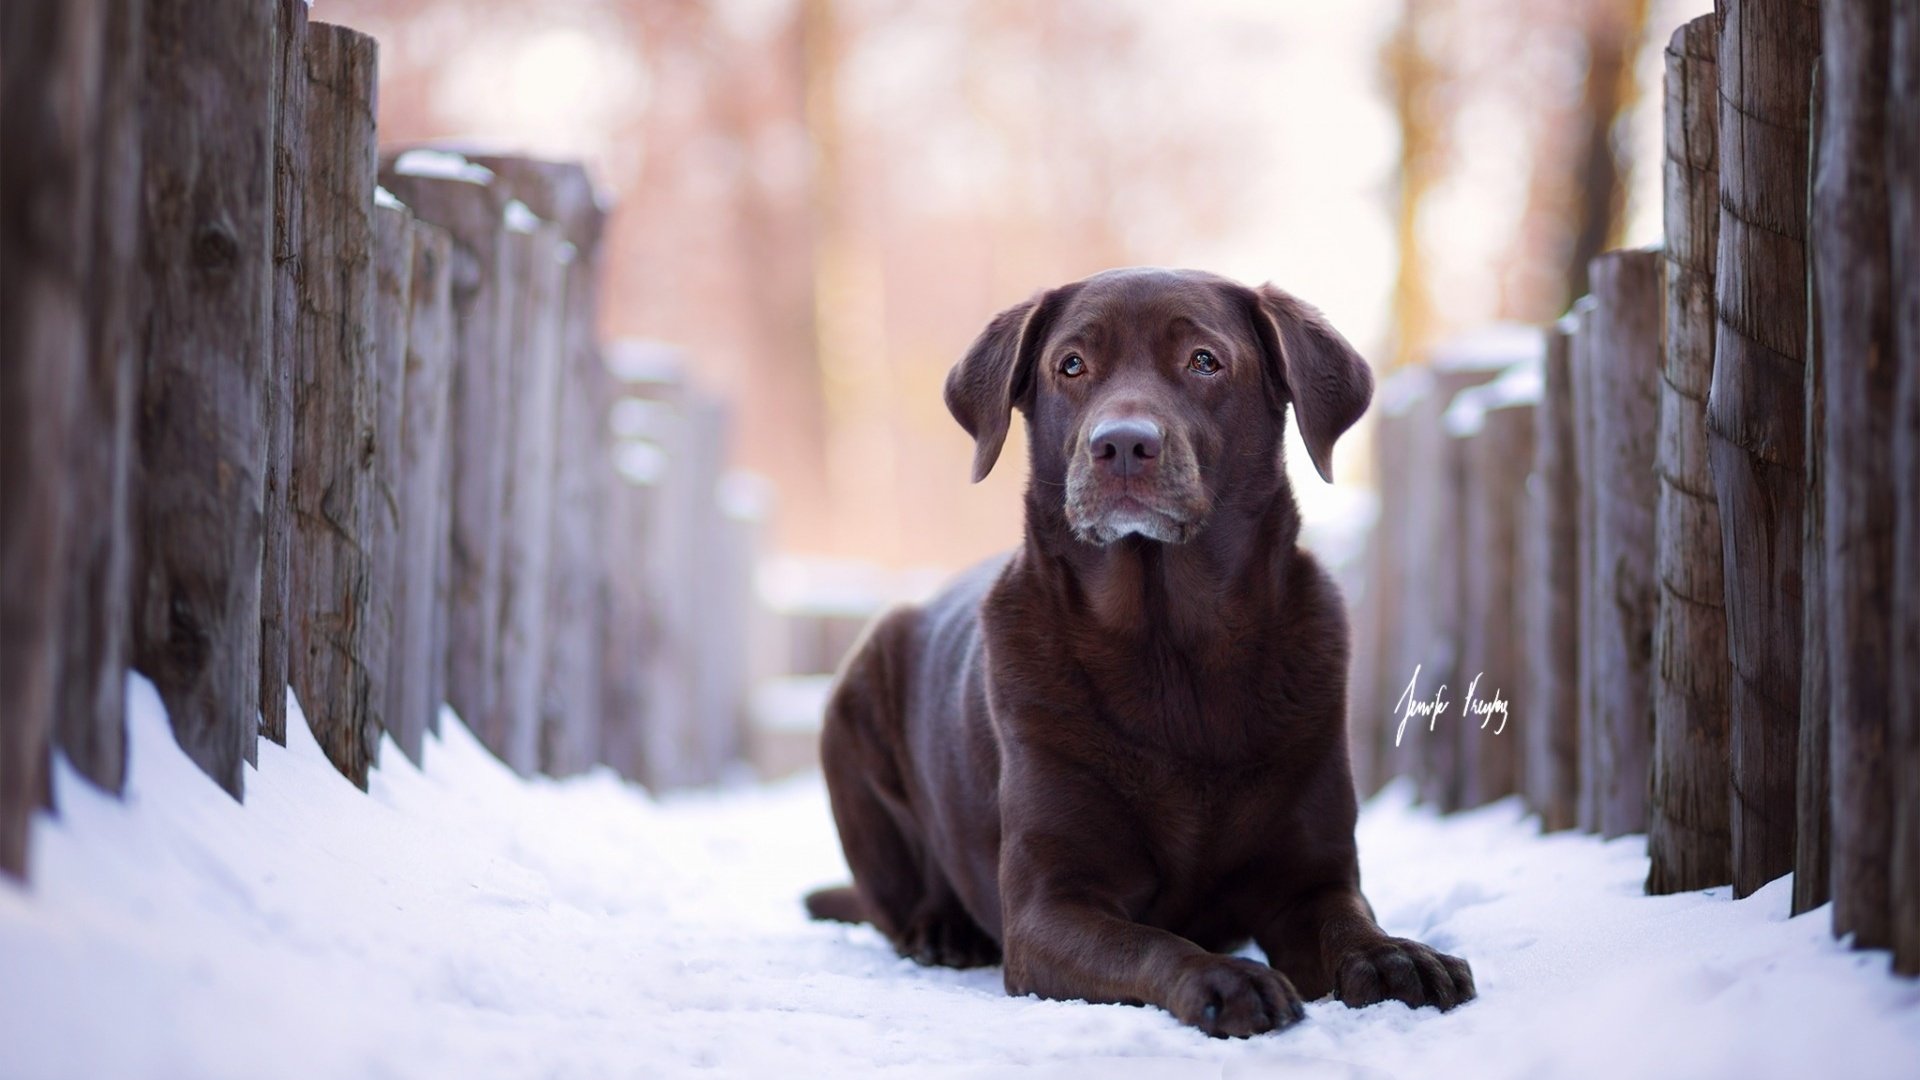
1089,418 -> 1163,477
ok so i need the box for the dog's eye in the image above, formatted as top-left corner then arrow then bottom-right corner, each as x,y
1061,354 -> 1086,377
1189,349 -> 1221,375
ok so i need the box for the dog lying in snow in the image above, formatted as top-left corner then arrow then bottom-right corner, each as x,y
805,268 -> 1474,1037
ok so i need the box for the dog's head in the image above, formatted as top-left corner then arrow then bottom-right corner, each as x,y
944,267 -> 1372,545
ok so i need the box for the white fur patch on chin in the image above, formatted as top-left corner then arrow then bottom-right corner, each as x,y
1077,508 -> 1189,545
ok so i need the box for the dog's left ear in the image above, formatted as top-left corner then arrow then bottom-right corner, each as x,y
1244,283 -> 1374,483
943,285 -> 1072,483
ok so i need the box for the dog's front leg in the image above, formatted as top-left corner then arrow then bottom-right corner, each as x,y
1260,884 -> 1475,1011
996,821 -> 1305,1037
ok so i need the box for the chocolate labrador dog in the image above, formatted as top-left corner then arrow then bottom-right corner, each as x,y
805,267 -> 1473,1037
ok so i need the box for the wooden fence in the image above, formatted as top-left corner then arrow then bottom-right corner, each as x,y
1351,2 -> 1918,975
0,0 -> 761,881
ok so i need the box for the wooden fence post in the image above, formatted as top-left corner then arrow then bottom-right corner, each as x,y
289,23 -> 379,787
1816,0 -> 1896,951
1649,15 -> 1732,895
488,206 -> 568,775
1570,296 -> 1603,833
1365,377 -> 1420,790
1888,0 -> 1920,978
1709,0 -> 1817,898
1525,319 -> 1582,832
131,0 -> 275,797
462,154 -> 612,778
1798,68 -> 1833,918
1444,362 -> 1539,809
386,219 -> 454,765
369,195 -> 413,761
377,155 -> 513,748
56,0 -> 143,794
599,436 -> 657,783
260,0 -> 309,747
1,0 -> 102,872
1584,248 -> 1661,839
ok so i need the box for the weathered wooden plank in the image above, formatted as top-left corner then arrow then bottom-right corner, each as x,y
485,208 -> 569,774
131,0 -> 275,797
462,154 -> 612,778
56,0 -> 143,794
1584,248 -> 1661,839
1816,0 -> 1896,951
1887,0 -> 1920,978
1446,370 -> 1538,809
1569,297 -> 1602,833
1798,66 -> 1833,918
0,0 -> 100,874
260,0 -> 308,747
1710,0 -> 1817,898
288,22 -> 379,787
377,156 -> 513,745
1649,15 -> 1733,896
369,196 -> 413,759
1525,320 -> 1582,832
387,219 -> 454,765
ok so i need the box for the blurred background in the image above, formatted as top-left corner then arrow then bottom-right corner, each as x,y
327,0 -> 1709,779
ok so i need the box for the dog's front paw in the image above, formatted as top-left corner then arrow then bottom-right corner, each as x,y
1168,955 -> 1306,1038
1334,938 -> 1474,1011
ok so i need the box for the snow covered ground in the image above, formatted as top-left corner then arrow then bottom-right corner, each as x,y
3,675 -> 1917,1080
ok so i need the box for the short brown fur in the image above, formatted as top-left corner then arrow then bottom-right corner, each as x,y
809,268 -> 1473,1038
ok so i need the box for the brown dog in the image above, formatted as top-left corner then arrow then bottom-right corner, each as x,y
805,267 -> 1474,1037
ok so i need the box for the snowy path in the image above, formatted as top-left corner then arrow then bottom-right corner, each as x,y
3,676 -> 1917,1080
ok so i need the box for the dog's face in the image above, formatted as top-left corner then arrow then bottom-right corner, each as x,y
944,267 -> 1372,545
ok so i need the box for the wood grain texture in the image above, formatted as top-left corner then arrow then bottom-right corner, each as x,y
131,0 -> 274,798
487,214 -> 568,775
387,220 -> 454,765
0,0 -> 99,874
1797,66 -> 1832,918
1569,298 -> 1602,833
369,199 -> 412,761
1816,0 -> 1895,951
1709,0 -> 1817,897
288,22 -> 379,788
1585,249 -> 1662,840
374,164 -> 512,748
1453,390 -> 1536,808
56,0 -> 143,794
463,154 -> 611,778
1649,16 -> 1732,895
260,0 -> 309,746
1887,0 -> 1920,978
1525,321 -> 1582,832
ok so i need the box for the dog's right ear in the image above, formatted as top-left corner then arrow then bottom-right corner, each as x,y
943,287 -> 1067,483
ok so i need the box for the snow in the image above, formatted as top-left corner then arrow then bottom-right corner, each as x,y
391,148 -> 496,186
503,199 -> 542,234
4,675 -> 1917,1079
374,185 -> 406,211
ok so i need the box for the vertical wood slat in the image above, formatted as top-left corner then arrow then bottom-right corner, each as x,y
1887,0 -> 1920,978
1584,248 -> 1662,839
1649,15 -> 1733,895
57,0 -> 144,794
376,158 -> 513,748
1816,0 -> 1895,951
1525,320 -> 1582,832
369,196 -> 412,760
131,0 -> 276,797
387,219 -> 454,764
1570,297 -> 1602,833
1797,66 -> 1833,918
0,0 -> 103,873
1366,377 -> 1421,789
461,154 -> 612,778
1445,367 -> 1539,810
488,208 -> 569,775
1710,0 -> 1818,898
260,0 -> 309,747
289,22 -> 380,787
